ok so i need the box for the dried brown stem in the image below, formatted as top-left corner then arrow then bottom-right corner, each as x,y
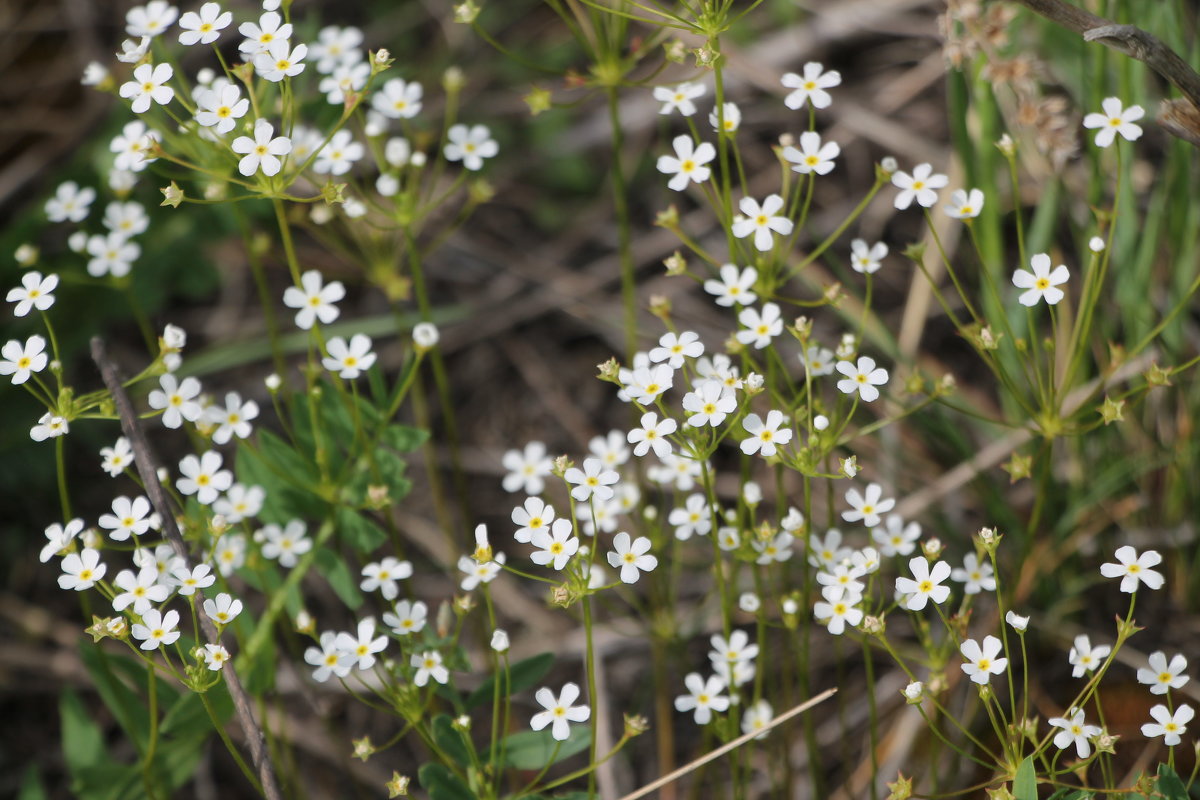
1010,0 -> 1200,146
90,338 -> 283,800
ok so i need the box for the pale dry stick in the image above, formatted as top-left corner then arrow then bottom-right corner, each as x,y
614,688 -> 838,800
894,349 -> 1157,520
91,337 -> 283,800
1010,0 -> 1200,148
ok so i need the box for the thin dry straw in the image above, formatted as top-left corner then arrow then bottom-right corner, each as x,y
616,687 -> 838,800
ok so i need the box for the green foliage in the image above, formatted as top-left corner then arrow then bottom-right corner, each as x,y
1013,757 -> 1037,800
466,652 -> 555,710
493,726 -> 592,771
418,762 -> 478,800
431,714 -> 475,768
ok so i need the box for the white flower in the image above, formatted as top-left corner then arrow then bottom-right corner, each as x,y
460,553 -> 505,590
203,643 -> 231,671
98,495 -> 153,541
564,457 -> 618,503
894,557 -> 952,611
444,124 -> 498,171
1,335 -> 48,384
1050,707 -> 1102,757
731,195 -> 792,252
254,39 -> 307,82
313,130 -> 364,176
413,322 -> 439,349
653,82 -> 705,116
589,430 -> 630,468
132,608 -> 181,650
674,673 -> 729,724
709,102 -> 741,133
110,121 -> 160,172
372,77 -> 423,119
738,593 -> 761,613
111,565 -> 170,614
59,548 -> 106,590
103,202 -> 149,237
741,700 -> 773,738
40,519 -> 83,563
178,2 -> 231,45
170,564 -> 215,595
782,62 -> 840,109
951,553 -> 996,594
835,356 -> 889,402
232,119 -> 292,177
323,334 -> 376,379
668,494 -> 712,541
86,233 -> 139,278
320,62 -> 370,105
624,363 -> 674,405
1089,236 -> 1106,253
530,683 -> 590,741
30,413 -> 68,442
212,484 -> 264,524
682,382 -> 736,428
1137,652 -> 1189,695
816,564 -> 865,598
704,264 -> 757,307
45,182 -> 95,223
650,330 -> 703,368
800,345 -> 835,377
305,632 -> 354,682
195,84 -> 249,134
1068,634 -> 1111,678
741,410 -> 793,457
310,25 -> 364,73
126,1 -> 177,37
944,188 -> 985,219
808,528 -> 851,569
1005,610 -> 1030,632
412,650 -> 449,686
502,441 -> 553,495
813,585 -> 864,634
607,531 -> 657,583
1142,703 -> 1193,746
512,496 -> 556,544
1099,545 -> 1164,593
628,411 -> 677,459
903,682 -> 923,700
850,239 -> 887,274
258,520 -> 312,568
383,599 -> 427,636
891,163 -> 948,210
1013,253 -> 1069,307
960,635 -> 1008,684
120,63 -> 175,113
783,131 -> 839,175
202,592 -> 243,626
530,518 -> 579,571
736,302 -> 783,350
100,437 -> 133,477
872,515 -> 920,557
147,373 -> 203,429
1083,97 -> 1144,147
335,617 -> 388,670
283,270 -> 344,330
117,36 -> 151,63
842,483 -> 895,527
177,450 -> 232,505
206,391 -> 258,444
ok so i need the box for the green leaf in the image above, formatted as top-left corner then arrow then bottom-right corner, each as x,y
315,545 -> 363,609
383,423 -> 428,453
1156,764 -> 1188,800
466,652 -> 555,710
236,431 -> 323,524
1013,756 -> 1037,800
159,683 -> 233,739
494,726 -> 591,771
77,644 -> 151,750
336,506 -> 388,551
418,762 -> 476,800
17,765 -> 46,800
61,689 -> 113,798
431,715 -> 474,768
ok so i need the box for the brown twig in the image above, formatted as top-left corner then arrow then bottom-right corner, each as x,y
90,337 -> 283,800
1010,0 -> 1200,146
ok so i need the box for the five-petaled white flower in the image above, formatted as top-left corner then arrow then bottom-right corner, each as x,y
741,410 -> 793,457
512,496 -> 555,544
372,77 -> 423,119
323,334 -> 376,379
1006,610 -> 1030,632
944,188 -> 985,219
206,391 -> 258,444
836,356 -> 889,402
177,450 -> 233,505
30,413 -> 69,442
736,302 -> 783,349
502,441 -> 553,494
564,457 -> 619,503
668,494 -> 712,541
232,119 -> 292,177
98,495 -> 153,541
213,483 -> 264,524
254,39 -> 307,82
238,11 -> 292,54
1013,253 -> 1069,307
444,124 -> 498,171
412,650 -> 449,686
148,373 -> 203,429
59,548 -> 106,591
531,682 -> 591,741
203,592 -> 243,626
45,182 -> 95,223
459,553 -> 504,591
204,643 -> 231,671
782,62 -> 841,109
132,608 -> 181,650
1142,703 -> 1193,746
1100,545 -> 1164,593
1049,707 -> 1102,758
7,271 -> 57,316
1137,652 -> 1189,695
283,270 -> 344,329
704,264 -> 757,307
872,515 -> 920,556
530,518 -> 579,571
120,63 -> 175,113
1,335 -> 48,384
732,195 -> 793,252
783,131 -> 840,175
259,520 -> 312,567
126,1 -> 177,38
624,364 -> 674,405
40,519 -> 82,563
709,102 -> 741,134
813,585 -> 864,634
850,239 -> 887,274
657,135 -> 710,191
675,673 -> 730,724
171,563 -> 215,595
842,483 -> 895,527
951,553 -> 996,594
305,631 -> 354,682
178,2 -> 231,45
653,82 -> 705,116
607,531 -> 657,583
650,331 -> 704,368
1068,634 -> 1111,678
383,599 -> 428,636
111,565 -> 170,614
195,84 -> 249,134
335,617 -> 388,670
683,382 -> 736,429
86,232 -> 140,278
891,163 -> 948,210
313,130 -> 364,175
628,411 -> 677,459
1083,97 -> 1145,148
895,557 -> 952,611
960,635 -> 1008,684
359,555 -> 412,599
